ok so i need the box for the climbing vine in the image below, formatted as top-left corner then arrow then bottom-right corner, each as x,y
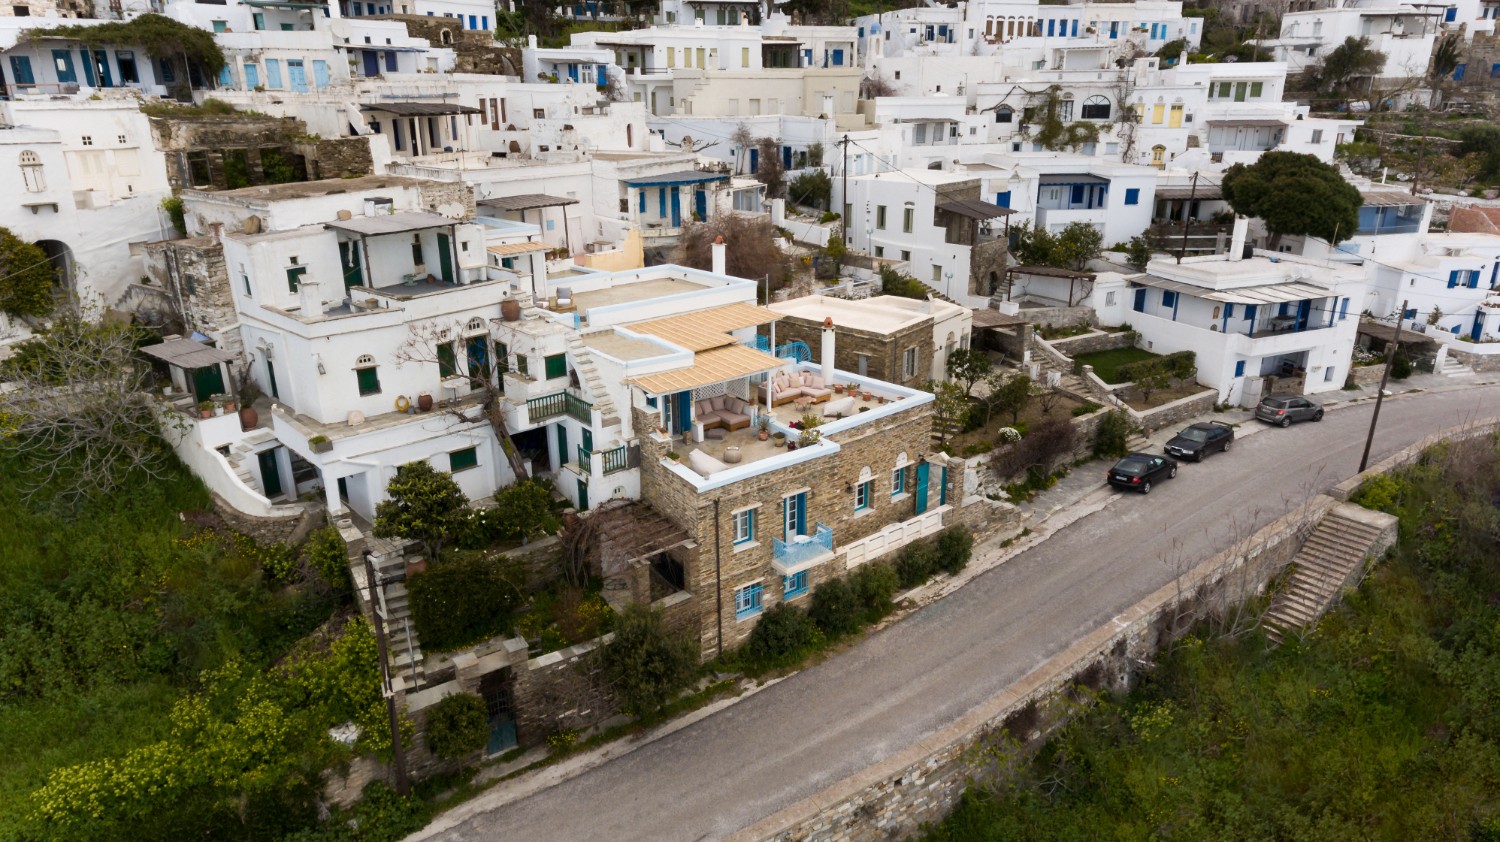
25,15 -> 226,80
1022,87 -> 1102,152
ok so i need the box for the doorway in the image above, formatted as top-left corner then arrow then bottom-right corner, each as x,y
257,449 -> 283,498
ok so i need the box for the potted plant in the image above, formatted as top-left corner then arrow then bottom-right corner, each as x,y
308,434 -> 333,454
666,450 -> 680,461
198,400 -> 214,419
798,428 -> 821,447
833,383 -> 845,394
771,431 -> 787,448
417,391 -> 434,412
786,440 -> 797,451
757,416 -> 771,441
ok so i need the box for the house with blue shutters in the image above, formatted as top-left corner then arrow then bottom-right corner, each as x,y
1360,232 -> 1500,343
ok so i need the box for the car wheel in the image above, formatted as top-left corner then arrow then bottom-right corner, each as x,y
1279,417 -> 1291,428
1312,410 -> 1324,422
1194,451 -> 1204,463
1223,440 -> 1232,452
1169,464 -> 1178,478
1141,481 -> 1152,494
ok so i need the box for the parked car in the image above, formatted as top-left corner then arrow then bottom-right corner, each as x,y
1255,394 -> 1323,427
1164,421 -> 1234,462
1107,452 -> 1177,494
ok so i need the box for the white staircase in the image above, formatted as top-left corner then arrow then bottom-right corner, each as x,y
1436,354 -> 1475,378
365,541 -> 426,691
225,429 -> 276,492
566,333 -> 621,428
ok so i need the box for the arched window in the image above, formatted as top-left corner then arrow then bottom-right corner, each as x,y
355,354 -> 376,367
1151,145 -> 1166,169
855,466 -> 875,511
994,105 -> 1014,124
1081,95 -> 1111,120
465,316 -> 486,334
354,354 -> 381,395
439,28 -> 454,45
19,149 -> 44,193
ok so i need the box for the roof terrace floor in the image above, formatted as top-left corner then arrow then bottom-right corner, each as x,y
571,277 -> 704,311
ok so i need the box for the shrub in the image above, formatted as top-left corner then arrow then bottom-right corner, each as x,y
1117,350 -> 1195,383
808,577 -> 862,638
1351,473 -> 1402,513
407,555 -> 521,652
1093,410 -> 1134,458
424,692 -> 490,760
1391,348 -> 1413,380
992,417 -> 1079,480
1072,402 -> 1103,417
934,527 -> 974,576
849,562 -> 899,622
742,602 -> 822,670
895,541 -> 937,589
600,604 -> 697,717
790,170 -> 832,210
303,525 -> 348,587
459,479 -> 560,549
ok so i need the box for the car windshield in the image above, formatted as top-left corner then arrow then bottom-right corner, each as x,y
1177,428 -> 1209,442
1114,458 -> 1149,475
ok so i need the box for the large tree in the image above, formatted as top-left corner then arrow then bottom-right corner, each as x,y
1220,151 -> 1362,247
675,214 -> 791,292
1299,36 -> 1385,102
0,228 -> 56,318
373,460 -> 470,564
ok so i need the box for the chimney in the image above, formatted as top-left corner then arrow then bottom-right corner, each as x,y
920,294 -> 933,315
1229,215 -> 1250,261
712,235 -> 727,276
208,221 -> 223,242
298,275 -> 326,318
821,316 -> 836,385
527,34 -> 538,48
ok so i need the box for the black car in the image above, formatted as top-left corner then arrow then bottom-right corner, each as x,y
1164,421 -> 1234,462
1107,452 -> 1177,494
1255,394 -> 1323,427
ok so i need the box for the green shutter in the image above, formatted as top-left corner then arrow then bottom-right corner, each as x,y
286,265 -> 307,292
437,343 -> 457,379
544,353 -> 567,380
449,446 -> 478,472
356,366 -> 381,395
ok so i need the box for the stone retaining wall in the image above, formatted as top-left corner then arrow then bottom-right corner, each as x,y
1133,389 -> 1219,434
1049,329 -> 1135,357
1444,345 -> 1500,372
510,637 -> 618,747
1018,304 -> 1095,329
1345,363 -> 1389,388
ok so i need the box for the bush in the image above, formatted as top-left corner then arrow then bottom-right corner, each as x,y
849,562 -> 900,622
407,555 -> 521,652
808,577 -> 862,639
600,604 -> 697,717
991,417 -> 1079,480
934,527 -> 974,576
304,525 -> 349,587
742,602 -> 822,670
1117,350 -> 1195,383
424,692 -> 490,760
895,542 -> 937,589
789,169 -> 832,210
459,479 -> 560,549
1391,348 -> 1413,380
1093,410 -> 1134,459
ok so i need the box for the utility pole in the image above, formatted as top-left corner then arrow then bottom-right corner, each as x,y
841,134 -> 850,244
1176,171 -> 1198,263
1358,298 -> 1407,472
364,551 -> 410,796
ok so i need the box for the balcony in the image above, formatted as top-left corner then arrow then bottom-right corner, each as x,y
564,391 -> 593,424
773,522 -> 834,574
527,392 -> 566,424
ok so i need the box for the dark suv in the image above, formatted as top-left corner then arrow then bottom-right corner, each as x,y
1164,421 -> 1234,461
1255,394 -> 1323,427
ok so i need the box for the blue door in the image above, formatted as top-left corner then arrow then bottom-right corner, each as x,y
831,48 -> 845,66
694,187 -> 707,221
9,56 -> 33,85
52,50 -> 76,84
265,59 -> 283,88
915,461 -> 929,514
362,51 -> 379,77
92,50 -> 112,86
568,62 -> 578,82
311,60 -> 329,88
1133,288 -> 1147,312
783,492 -> 807,539
287,60 -> 307,92
749,147 -> 758,172
669,391 -> 692,435
1295,299 -> 1311,331
1473,311 -> 1485,341
940,466 -> 948,505
670,189 -> 681,226
995,190 -> 1011,208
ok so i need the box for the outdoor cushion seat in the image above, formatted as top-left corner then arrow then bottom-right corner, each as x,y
695,395 -> 751,431
822,396 -> 856,419
759,371 -> 833,406
686,448 -> 730,477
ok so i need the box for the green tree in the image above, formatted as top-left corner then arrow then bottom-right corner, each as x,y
1300,36 -> 1385,101
1221,151 -> 1362,248
1431,34 -> 1463,82
990,373 -> 1034,425
929,380 -> 970,446
600,604 -> 697,717
808,577 -> 862,639
373,460 -> 470,563
946,348 -> 994,400
1124,235 -> 1156,272
1132,360 -> 1173,405
1055,222 -> 1104,271
0,227 -> 56,317
879,264 -> 930,299
424,692 -> 490,760
788,169 -> 832,209
406,554 -> 522,651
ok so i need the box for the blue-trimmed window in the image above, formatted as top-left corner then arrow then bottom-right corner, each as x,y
1339,297 -> 1350,320
733,508 -> 755,544
734,583 -> 764,620
891,466 -> 906,496
1161,290 -> 1177,308
1124,188 -> 1140,205
645,394 -> 657,408
1234,360 -> 1245,377
784,571 -> 808,600
855,479 -> 874,511
1244,304 -> 1257,322
1224,303 -> 1235,319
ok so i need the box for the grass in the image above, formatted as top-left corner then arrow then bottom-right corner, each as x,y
1071,347 -> 1160,384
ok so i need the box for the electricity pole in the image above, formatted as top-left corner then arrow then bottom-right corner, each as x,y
1176,171 -> 1198,263
1358,298 -> 1407,472
841,134 -> 850,244
364,551 -> 410,796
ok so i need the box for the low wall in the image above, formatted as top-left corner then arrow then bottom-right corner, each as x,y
1444,344 -> 1500,372
1328,416 -> 1500,502
740,492 -> 1337,842
510,636 -> 618,747
1049,329 -> 1135,357
1346,363 -> 1389,388
1020,304 -> 1095,329
1133,389 -> 1219,434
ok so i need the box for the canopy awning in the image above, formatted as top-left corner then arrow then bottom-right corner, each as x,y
624,169 -> 729,188
630,344 -> 783,394
479,193 -> 580,212
359,102 -> 481,117
629,303 -> 780,352
326,211 -> 456,237
1038,173 -> 1109,187
141,338 -> 237,370
1135,275 -> 1332,305
486,241 -> 549,256
1206,118 -> 1287,128
1361,191 -> 1425,206
1155,185 -> 1223,200
937,198 -> 1016,219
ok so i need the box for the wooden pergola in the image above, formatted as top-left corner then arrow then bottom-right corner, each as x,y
1001,265 -> 1097,306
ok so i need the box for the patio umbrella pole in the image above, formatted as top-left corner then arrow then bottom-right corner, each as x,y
1358,299 -> 1406,473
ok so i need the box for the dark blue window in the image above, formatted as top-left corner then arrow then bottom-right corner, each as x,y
1234,360 -> 1245,377
1161,290 -> 1177,308
1124,188 -> 1140,205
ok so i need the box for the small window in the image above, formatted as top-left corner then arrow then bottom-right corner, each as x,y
1310,129 -> 1324,144
901,250 -> 911,262
994,106 -> 1013,124
902,207 -> 914,233
449,446 -> 478,472
544,353 -> 567,380
902,346 -> 918,379
733,508 -> 755,544
1234,360 -> 1246,377
876,205 -> 887,229
1162,290 -> 1177,308
516,353 -> 529,378
891,466 -> 906,496
874,246 -> 885,258
855,479 -> 874,511
734,582 -> 764,620
437,342 -> 458,379
356,365 -> 381,395
1124,188 -> 1140,205
81,135 -> 93,146
286,265 -> 307,292
783,571 -> 808,600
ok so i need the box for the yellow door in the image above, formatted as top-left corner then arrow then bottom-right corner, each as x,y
1152,103 -> 1165,124
1169,104 -> 1183,128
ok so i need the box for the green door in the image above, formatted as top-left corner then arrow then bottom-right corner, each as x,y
257,449 -> 283,498
577,477 -> 588,511
437,232 -> 454,284
555,424 -> 568,471
191,364 -> 225,401
581,427 -> 593,457
339,240 -> 363,288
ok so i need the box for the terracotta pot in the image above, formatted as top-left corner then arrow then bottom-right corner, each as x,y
758,430 -> 770,441
406,558 -> 429,576
239,405 -> 259,431
501,298 -> 522,322
417,392 -> 434,412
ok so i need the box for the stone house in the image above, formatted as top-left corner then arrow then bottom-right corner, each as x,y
768,293 -> 974,387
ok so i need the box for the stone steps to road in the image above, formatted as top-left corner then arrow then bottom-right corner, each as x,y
1263,509 -> 1387,644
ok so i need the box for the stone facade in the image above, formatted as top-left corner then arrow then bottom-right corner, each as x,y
509,637 -> 618,747
1443,345 -> 1500,373
981,323 -> 1032,363
1345,362 -> 1389,387
374,15 -> 519,75
418,178 -> 479,220
1049,329 -> 1136,357
141,235 -> 242,360
1132,389 -> 1219,434
1018,303 -> 1096,329
638,400 -> 937,659
150,114 -> 376,192
771,317 -> 933,390
304,137 -> 377,181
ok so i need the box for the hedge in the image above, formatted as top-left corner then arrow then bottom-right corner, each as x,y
424,692 -> 490,760
1116,350 -> 1196,383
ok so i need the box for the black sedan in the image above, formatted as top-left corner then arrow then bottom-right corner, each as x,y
1164,421 -> 1234,462
1107,452 -> 1177,494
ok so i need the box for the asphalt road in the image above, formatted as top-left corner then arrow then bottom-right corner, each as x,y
426,387 -> 1500,842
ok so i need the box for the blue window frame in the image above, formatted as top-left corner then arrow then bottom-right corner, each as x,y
1124,188 -> 1140,205
733,508 -> 755,544
734,582 -> 764,620
52,50 -> 76,84
783,492 -> 807,539
392,119 -> 404,151
994,190 -> 1011,208
1403,307 -> 1417,320
1244,304 -> 1257,322
891,466 -> 906,496
1339,297 -> 1350,319
1234,360 -> 1246,377
1161,290 -> 1177,308
855,479 -> 874,511
783,571 -> 808,600
1224,303 -> 1235,319
1449,269 -> 1461,288
9,56 -> 34,85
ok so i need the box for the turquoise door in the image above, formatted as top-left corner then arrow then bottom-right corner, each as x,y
287,60 -> 308,92
670,189 -> 681,227
915,461 -> 929,514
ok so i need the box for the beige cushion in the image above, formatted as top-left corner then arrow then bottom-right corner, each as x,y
823,396 -> 855,418
686,448 -> 729,477
806,373 -> 824,389
711,395 -> 727,412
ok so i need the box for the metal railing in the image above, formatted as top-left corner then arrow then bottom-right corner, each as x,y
773,522 -> 834,569
576,444 -> 592,470
527,392 -> 566,423
565,391 -> 593,424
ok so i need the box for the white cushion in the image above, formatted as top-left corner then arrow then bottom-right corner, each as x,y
823,396 -> 855,418
686,448 -> 730,477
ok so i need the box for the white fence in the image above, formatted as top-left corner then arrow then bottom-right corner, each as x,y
843,505 -> 949,570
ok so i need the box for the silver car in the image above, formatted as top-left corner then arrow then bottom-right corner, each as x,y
1255,394 -> 1323,427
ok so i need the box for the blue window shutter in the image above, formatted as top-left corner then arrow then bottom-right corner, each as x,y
1449,269 -> 1460,288
1224,303 -> 1234,319
1469,271 -> 1480,288
1454,63 -> 1466,81
1339,297 -> 1349,319
1245,304 -> 1257,323
638,191 -> 645,213
1124,188 -> 1140,205
796,493 -> 806,535
1234,360 -> 1245,377
995,191 -> 1011,208
265,58 -> 282,89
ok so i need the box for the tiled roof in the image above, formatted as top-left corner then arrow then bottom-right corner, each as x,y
629,343 -> 783,394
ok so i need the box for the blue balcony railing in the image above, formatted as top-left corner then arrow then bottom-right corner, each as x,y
773,522 -> 833,570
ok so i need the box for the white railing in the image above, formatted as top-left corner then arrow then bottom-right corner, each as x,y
843,505 -> 948,570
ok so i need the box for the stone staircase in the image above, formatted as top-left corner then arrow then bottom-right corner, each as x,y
1437,354 -> 1476,378
1261,505 -> 1394,645
1027,333 -> 1110,405
225,429 -> 276,492
566,333 -> 621,428
363,537 -> 426,692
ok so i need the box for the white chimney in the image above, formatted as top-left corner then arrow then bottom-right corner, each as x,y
820,316 -> 836,385
298,275 -> 326,318
712,235 -> 727,276
1229,215 -> 1250,261
822,94 -> 834,116
920,294 -> 933,315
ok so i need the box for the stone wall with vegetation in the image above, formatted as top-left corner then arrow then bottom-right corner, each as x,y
1346,362 -> 1389,387
1049,328 -> 1135,357
510,637 -> 618,747
1444,344 -> 1500,372
1132,389 -> 1219,434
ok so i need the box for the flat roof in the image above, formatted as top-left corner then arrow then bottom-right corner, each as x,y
141,338 -> 236,369
770,296 -> 928,334
1157,185 -> 1223,200
1038,173 -> 1110,186
1207,118 -> 1287,128
937,198 -> 1015,219
570,277 -> 706,311
479,193 -> 579,212
971,308 -> 1028,329
583,331 -> 667,362
1135,274 -> 1331,305
327,211 -> 456,237
624,169 -> 730,187
204,174 -> 425,202
1361,190 -> 1426,206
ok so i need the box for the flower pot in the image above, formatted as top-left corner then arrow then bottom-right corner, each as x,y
310,439 -> 333,454
758,430 -> 770,441
200,409 -> 213,419
222,401 -> 236,413
787,441 -> 797,451
862,391 -> 874,401
239,406 -> 259,431
406,558 -> 429,576
772,434 -> 787,448
213,405 -> 225,417
501,298 -> 522,322
417,392 -> 434,412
